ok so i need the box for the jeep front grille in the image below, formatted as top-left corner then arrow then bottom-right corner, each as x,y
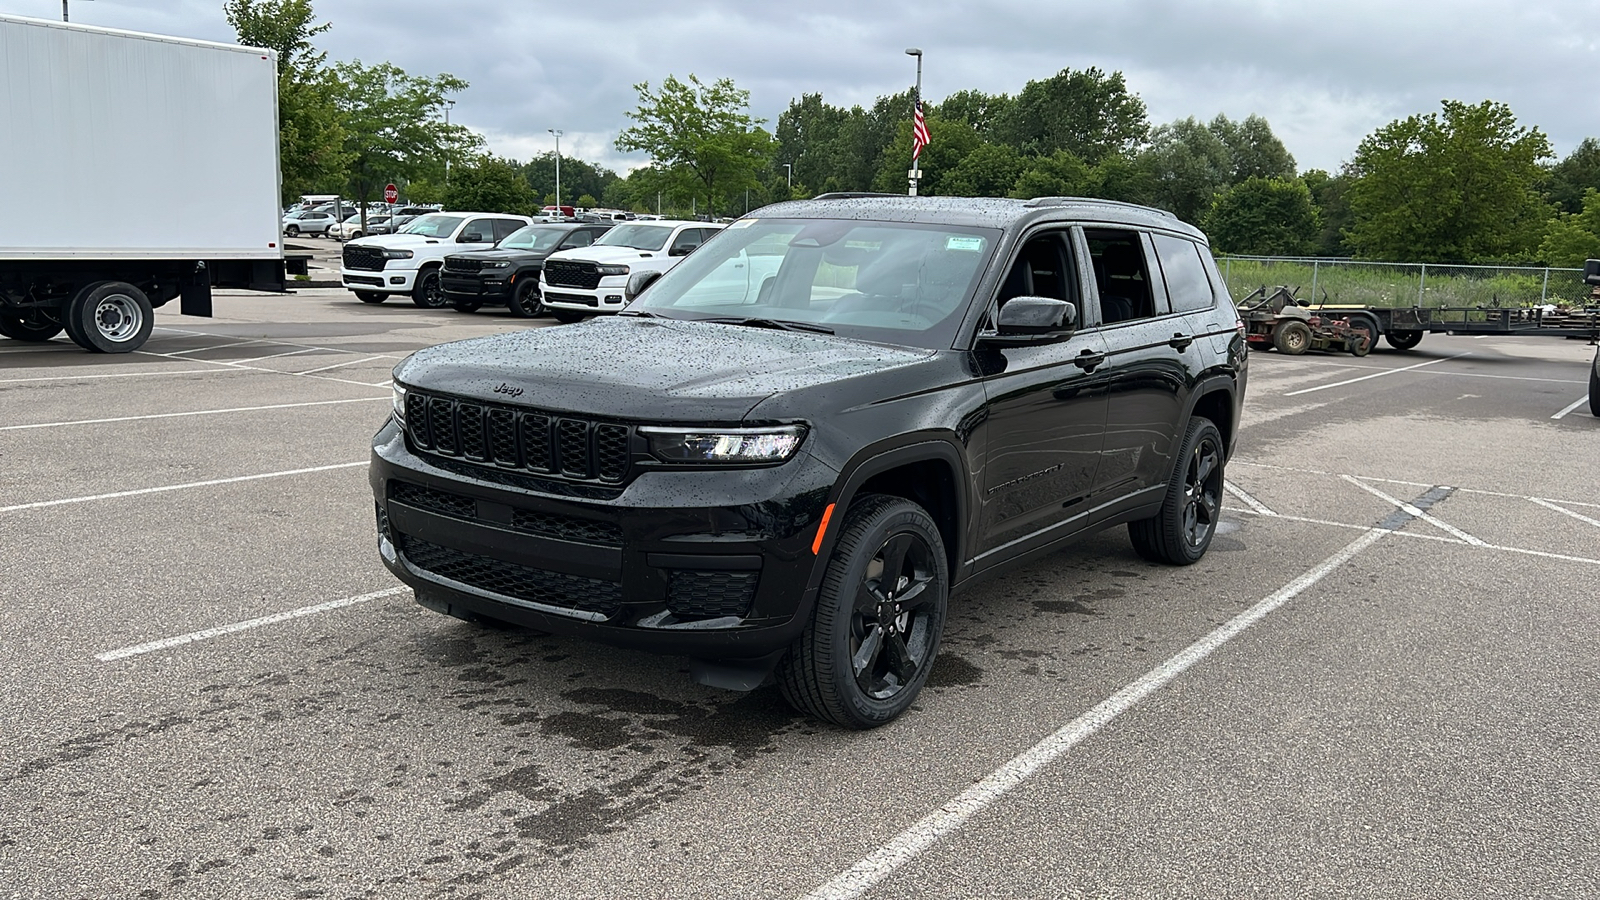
403,388 -> 632,485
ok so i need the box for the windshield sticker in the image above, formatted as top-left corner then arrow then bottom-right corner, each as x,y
946,236 -> 985,252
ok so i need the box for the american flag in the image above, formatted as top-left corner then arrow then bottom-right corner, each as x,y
912,99 -> 931,160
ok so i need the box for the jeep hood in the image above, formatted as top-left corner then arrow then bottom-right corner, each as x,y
393,315 -> 936,422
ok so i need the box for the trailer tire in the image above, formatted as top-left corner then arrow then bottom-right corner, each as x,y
1273,321 -> 1311,355
1386,330 -> 1423,351
64,281 -> 153,353
1348,315 -> 1381,351
354,291 -> 387,304
0,309 -> 65,342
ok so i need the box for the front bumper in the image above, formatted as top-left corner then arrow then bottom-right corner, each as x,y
342,265 -> 417,293
370,418 -> 836,661
441,272 -> 516,303
540,275 -> 629,313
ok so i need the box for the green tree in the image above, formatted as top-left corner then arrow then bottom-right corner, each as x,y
1538,189 -> 1600,267
1547,138 -> 1600,214
1011,150 -> 1093,199
576,193 -> 599,209
992,67 -> 1148,163
937,89 -> 1013,142
615,74 -> 774,217
1204,177 -> 1319,256
940,143 -> 1026,197
521,153 -> 619,209
774,93 -> 849,196
1085,153 -> 1155,205
870,115 -> 981,195
1139,117 -> 1233,224
329,60 -> 477,223
1302,168 -> 1354,256
1209,114 -> 1296,182
224,0 -> 346,202
1345,100 -> 1554,261
441,155 -> 535,214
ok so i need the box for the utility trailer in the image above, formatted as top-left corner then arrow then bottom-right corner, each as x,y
0,14 -> 298,354
1313,303 -> 1600,351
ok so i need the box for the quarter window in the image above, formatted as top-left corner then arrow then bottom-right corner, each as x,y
1152,234 -> 1216,313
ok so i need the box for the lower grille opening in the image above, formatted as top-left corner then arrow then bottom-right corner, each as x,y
665,570 -> 759,620
397,533 -> 622,618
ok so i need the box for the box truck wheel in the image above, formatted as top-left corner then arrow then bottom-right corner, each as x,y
64,281 -> 154,353
0,309 -> 65,342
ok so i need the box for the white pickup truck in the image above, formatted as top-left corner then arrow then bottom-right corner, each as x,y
341,212 -> 533,308
538,220 -> 723,322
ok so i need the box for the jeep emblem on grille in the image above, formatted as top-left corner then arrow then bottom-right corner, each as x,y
493,383 -> 523,398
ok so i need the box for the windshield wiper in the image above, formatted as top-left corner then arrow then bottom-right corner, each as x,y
617,309 -> 663,318
700,316 -> 834,335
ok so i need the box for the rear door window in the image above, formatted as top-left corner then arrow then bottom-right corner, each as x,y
1152,234 -> 1216,313
491,219 -> 524,241
1083,229 -> 1161,325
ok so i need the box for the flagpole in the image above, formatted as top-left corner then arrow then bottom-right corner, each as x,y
906,48 -> 922,196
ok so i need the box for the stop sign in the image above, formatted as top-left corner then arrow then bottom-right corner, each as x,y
383,183 -> 398,204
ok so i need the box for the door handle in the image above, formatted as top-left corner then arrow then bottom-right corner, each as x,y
1073,350 -> 1106,372
1168,332 -> 1194,351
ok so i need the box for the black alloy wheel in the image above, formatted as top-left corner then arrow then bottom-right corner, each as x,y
0,308 -> 65,341
411,269 -> 446,309
1386,330 -> 1423,351
1129,416 -> 1225,565
778,494 -> 948,729
508,279 -> 543,318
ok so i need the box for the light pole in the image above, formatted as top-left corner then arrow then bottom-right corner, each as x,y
906,48 -> 922,197
62,0 -> 91,22
782,163 -> 792,195
548,129 -> 563,215
443,99 -> 456,189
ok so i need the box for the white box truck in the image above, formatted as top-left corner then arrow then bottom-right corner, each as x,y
0,14 -> 296,353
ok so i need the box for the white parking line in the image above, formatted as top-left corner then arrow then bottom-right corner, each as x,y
133,349 -> 390,391
1529,497 -> 1600,530
94,586 -> 408,661
1552,395 -> 1590,420
0,368 -> 249,384
162,339 -> 264,356
802,526 -> 1389,900
1338,475 -> 1486,546
228,347 -> 317,365
1234,463 -> 1600,511
0,397 -> 387,431
1283,352 -> 1471,397
1223,481 -> 1277,516
0,462 -> 365,513
299,355 -> 391,375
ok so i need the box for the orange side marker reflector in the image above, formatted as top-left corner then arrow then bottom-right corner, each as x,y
811,503 -> 836,555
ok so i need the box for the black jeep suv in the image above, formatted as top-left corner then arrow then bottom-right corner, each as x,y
440,222 -> 613,317
371,195 -> 1248,728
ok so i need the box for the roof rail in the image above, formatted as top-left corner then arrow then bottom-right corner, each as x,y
810,192 -> 908,200
1023,196 -> 1176,218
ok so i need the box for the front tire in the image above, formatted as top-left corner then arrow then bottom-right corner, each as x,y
285,225 -> 300,237
777,495 -> 949,729
354,291 -> 387,304
63,281 -> 153,353
1129,416 -> 1225,565
450,299 -> 483,313
410,268 -> 446,309
508,279 -> 543,318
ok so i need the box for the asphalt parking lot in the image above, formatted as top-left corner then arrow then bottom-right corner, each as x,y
2,289 -> 1597,899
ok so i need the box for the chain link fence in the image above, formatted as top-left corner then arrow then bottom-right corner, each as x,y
1216,256 -> 1591,308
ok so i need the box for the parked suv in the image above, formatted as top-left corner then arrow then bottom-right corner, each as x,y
371,195 -> 1248,728
539,220 -> 723,323
441,222 -> 614,317
341,212 -> 534,308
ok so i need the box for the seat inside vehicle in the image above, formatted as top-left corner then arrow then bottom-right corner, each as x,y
1086,231 -> 1154,324
996,233 -> 1079,317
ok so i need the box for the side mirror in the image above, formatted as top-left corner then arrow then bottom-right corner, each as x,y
460,232 -> 484,243
983,296 -> 1078,345
625,269 -> 662,301
1585,259 -> 1600,286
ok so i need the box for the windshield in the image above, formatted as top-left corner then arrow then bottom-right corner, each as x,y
629,218 -> 999,349
594,224 -> 674,251
400,214 -> 464,237
499,225 -> 573,251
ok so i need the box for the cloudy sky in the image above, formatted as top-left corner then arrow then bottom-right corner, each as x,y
8,0 -> 1598,175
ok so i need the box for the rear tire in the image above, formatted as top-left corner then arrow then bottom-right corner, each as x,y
1589,351 -> 1599,418
1273,320 -> 1311,355
777,495 -> 948,729
1386,330 -> 1423,351
411,268 -> 446,309
63,281 -> 153,353
1128,416 -> 1225,565
508,279 -> 543,318
0,308 -> 65,341
355,291 -> 387,304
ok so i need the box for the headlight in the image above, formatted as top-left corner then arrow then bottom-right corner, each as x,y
392,382 -> 407,423
382,249 -> 414,260
483,260 -> 511,269
640,425 -> 806,464
595,264 -> 631,276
